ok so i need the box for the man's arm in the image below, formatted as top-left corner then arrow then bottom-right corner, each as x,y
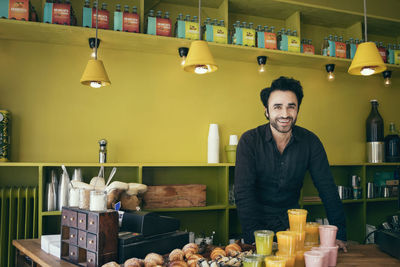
308,135 -> 347,242
234,132 -> 263,244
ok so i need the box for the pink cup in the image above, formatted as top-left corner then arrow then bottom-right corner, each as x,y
311,247 -> 330,267
304,251 -> 324,267
318,225 -> 337,247
320,246 -> 339,266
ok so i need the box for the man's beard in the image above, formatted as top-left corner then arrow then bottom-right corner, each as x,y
269,116 -> 296,133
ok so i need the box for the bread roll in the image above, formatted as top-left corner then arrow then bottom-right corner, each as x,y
101,262 -> 120,267
125,258 -> 144,267
144,253 -> 164,267
169,249 -> 185,262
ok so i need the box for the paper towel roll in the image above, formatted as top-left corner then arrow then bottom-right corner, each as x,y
208,124 -> 219,163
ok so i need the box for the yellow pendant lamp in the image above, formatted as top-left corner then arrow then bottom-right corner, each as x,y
80,0 -> 111,87
348,0 -> 386,76
183,0 -> 218,74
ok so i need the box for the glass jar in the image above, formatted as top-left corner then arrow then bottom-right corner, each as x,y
79,189 -> 92,210
90,190 -> 107,211
68,187 -> 80,207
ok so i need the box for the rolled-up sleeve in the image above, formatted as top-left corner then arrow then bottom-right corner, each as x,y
234,131 -> 263,244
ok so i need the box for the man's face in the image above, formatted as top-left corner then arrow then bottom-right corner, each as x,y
266,90 -> 299,133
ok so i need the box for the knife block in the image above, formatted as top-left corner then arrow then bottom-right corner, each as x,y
60,207 -> 118,266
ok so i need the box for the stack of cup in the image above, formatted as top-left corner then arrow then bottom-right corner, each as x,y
286,209 -> 308,267
310,225 -> 339,267
264,256 -> 287,267
305,222 -> 320,247
276,231 -> 296,267
225,135 -> 238,163
254,230 -> 274,256
242,255 -> 264,267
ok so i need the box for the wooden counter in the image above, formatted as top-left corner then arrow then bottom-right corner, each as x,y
13,239 -> 400,266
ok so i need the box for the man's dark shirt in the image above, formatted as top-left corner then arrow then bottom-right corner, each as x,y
234,123 -> 346,244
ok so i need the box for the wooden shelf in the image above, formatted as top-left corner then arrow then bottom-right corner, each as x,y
1,19 -> 398,75
144,204 -> 227,212
366,197 -> 398,202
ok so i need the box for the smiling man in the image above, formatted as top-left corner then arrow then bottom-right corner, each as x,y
234,76 -> 347,251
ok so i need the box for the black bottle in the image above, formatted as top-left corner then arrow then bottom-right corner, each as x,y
366,100 -> 384,163
384,123 -> 400,162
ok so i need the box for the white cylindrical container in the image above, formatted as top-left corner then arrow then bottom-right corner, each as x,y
79,189 -> 92,210
68,187 -> 80,207
229,135 -> 238,145
208,124 -> 219,163
89,191 -> 107,211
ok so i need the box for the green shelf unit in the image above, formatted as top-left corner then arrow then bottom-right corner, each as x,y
41,211 -> 61,216
154,209 -> 229,246
145,204 -> 227,212
366,198 -> 398,202
366,201 -> 398,228
142,166 -> 229,207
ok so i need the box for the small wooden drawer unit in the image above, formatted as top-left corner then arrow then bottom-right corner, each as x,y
60,207 -> 118,266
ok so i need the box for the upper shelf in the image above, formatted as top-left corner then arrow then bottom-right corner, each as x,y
229,0 -> 400,36
0,19 -> 398,74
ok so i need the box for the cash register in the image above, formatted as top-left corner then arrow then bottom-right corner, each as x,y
117,211 -> 189,263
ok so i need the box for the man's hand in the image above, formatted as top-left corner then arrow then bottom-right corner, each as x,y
336,239 -> 347,252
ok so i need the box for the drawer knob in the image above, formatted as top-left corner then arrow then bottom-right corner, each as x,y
89,221 -> 94,225
70,234 -> 75,238
89,240 -> 94,244
63,216 -> 67,219
70,252 -> 75,256
70,217 -> 75,221
79,219 -> 83,223
89,259 -> 93,262
80,237 -> 84,241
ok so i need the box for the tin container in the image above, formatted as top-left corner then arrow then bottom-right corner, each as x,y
367,182 -> 374,198
0,110 -> 11,162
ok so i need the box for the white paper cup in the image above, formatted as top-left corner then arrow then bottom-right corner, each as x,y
229,135 -> 238,145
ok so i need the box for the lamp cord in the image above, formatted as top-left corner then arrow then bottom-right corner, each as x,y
95,0 -> 99,59
363,0 -> 367,42
199,0 -> 201,40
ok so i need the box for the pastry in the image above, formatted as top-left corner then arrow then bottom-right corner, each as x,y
224,243 -> 242,257
182,243 -> 199,258
101,262 -> 120,267
125,258 -> 144,267
169,249 -> 185,262
168,260 -> 188,267
144,253 -> 164,267
210,247 -> 226,260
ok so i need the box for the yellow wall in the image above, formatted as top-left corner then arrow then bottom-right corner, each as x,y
0,38 -> 399,164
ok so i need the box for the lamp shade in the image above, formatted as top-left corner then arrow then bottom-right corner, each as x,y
183,40 -> 218,74
348,42 -> 387,76
80,59 -> 111,87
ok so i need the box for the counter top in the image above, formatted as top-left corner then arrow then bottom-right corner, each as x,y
13,239 -> 400,266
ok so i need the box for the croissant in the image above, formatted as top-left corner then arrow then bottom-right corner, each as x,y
182,243 -> 199,258
187,254 -> 204,267
225,243 -> 242,257
125,258 -> 144,267
144,253 -> 164,267
210,247 -> 226,260
169,249 -> 185,262
168,260 -> 188,267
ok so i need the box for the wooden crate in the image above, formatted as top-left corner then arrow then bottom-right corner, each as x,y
143,184 -> 206,209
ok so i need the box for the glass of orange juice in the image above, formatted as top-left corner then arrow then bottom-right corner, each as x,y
254,230 -> 274,256
264,256 -> 287,267
305,222 -> 320,246
276,231 -> 297,255
295,231 -> 306,251
275,251 -> 295,267
288,209 -> 308,232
